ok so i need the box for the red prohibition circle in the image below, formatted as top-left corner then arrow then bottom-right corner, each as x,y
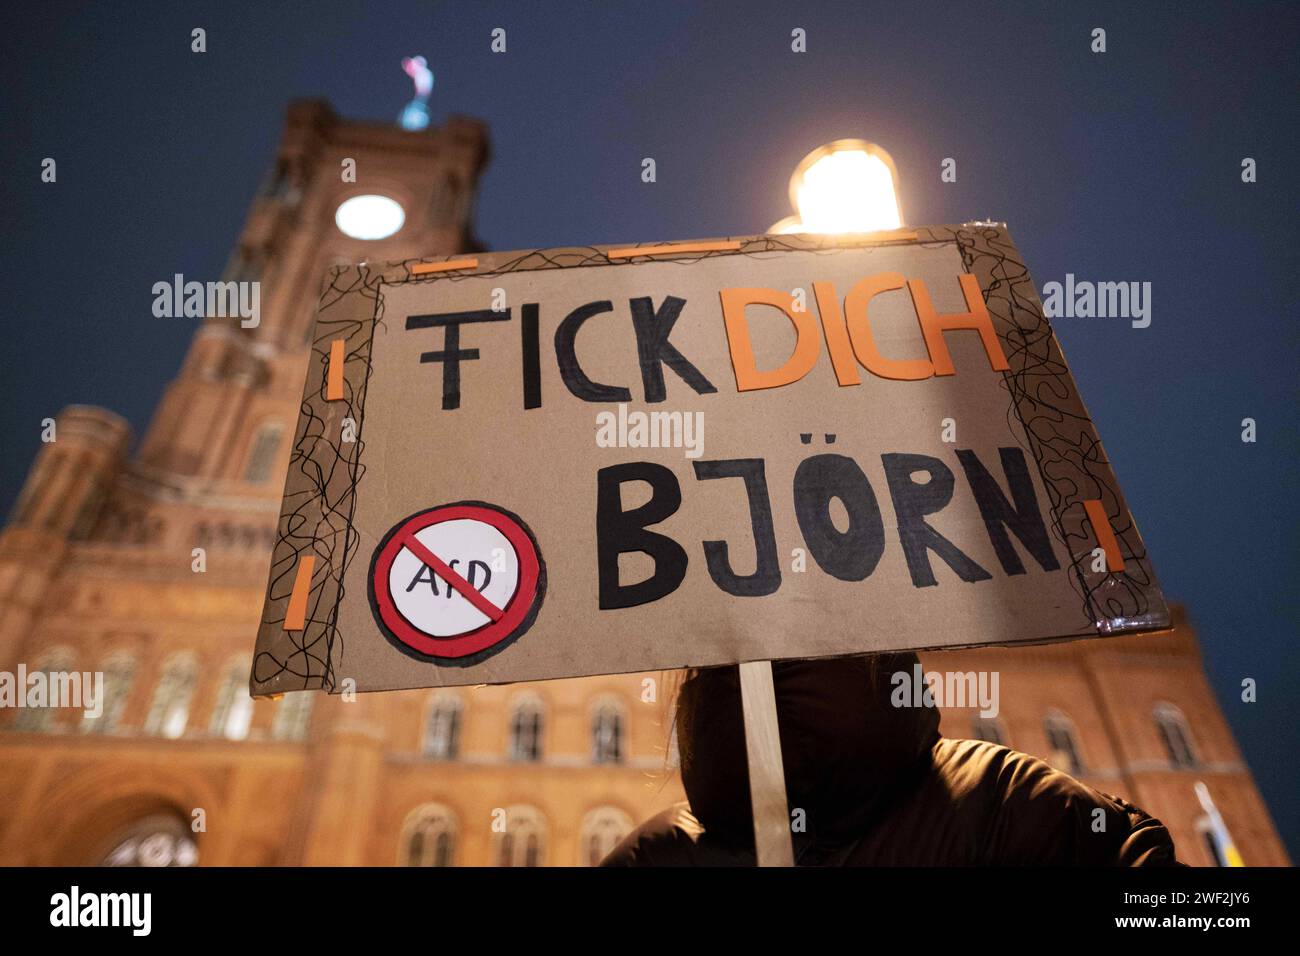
368,502 -> 545,664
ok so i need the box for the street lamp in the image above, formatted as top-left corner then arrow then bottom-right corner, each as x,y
770,139 -> 904,235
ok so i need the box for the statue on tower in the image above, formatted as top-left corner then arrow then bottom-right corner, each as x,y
399,55 -> 434,131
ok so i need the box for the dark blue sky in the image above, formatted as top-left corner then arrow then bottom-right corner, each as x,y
2,1 -> 1296,858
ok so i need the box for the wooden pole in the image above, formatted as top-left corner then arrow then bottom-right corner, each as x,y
738,659 -> 795,866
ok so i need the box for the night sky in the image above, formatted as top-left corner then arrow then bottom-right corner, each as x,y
2,1 -> 1296,857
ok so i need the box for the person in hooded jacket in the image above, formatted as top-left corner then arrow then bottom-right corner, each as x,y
602,652 -> 1181,866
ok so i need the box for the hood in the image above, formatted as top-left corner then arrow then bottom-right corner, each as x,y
676,652 -> 940,847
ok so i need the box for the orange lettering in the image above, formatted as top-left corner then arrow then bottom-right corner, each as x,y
811,282 -> 861,386
907,274 -> 1010,376
719,287 -> 821,391
843,272 -> 934,381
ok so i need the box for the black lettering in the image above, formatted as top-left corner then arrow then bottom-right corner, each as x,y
692,458 -> 780,596
956,447 -> 1060,575
467,559 -> 493,591
406,563 -> 439,595
629,295 -> 717,402
406,309 -> 511,410
555,300 -> 632,403
596,462 -> 687,609
792,454 -> 885,581
882,453 -> 992,587
521,302 -> 542,409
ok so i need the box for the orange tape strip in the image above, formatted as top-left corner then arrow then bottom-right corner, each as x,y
283,555 -> 316,631
831,229 -> 919,244
411,258 -> 479,275
326,339 -> 345,401
607,240 -> 741,259
1083,499 -> 1124,572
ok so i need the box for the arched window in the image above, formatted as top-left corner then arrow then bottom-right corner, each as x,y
970,716 -> 1008,747
1044,710 -> 1084,775
271,691 -> 314,742
10,646 -> 74,732
423,692 -> 462,760
102,814 -> 198,868
400,804 -> 458,867
209,655 -> 254,741
580,807 -> 633,866
143,653 -> 198,739
243,421 -> 284,484
590,696 -> 625,765
494,806 -> 545,867
508,693 -> 544,762
1153,702 -> 1197,768
81,651 -> 136,735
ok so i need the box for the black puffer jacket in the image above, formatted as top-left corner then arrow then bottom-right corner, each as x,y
603,653 -> 1180,866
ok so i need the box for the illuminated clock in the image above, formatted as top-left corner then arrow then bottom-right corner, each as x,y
334,194 -> 405,240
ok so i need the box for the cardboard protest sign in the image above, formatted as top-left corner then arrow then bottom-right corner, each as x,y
250,225 -> 1169,696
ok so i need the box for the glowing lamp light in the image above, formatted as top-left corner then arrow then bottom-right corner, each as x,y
768,215 -> 804,235
335,194 -> 406,240
770,140 -> 904,235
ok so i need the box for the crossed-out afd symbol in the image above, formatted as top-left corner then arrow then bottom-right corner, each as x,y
368,502 -> 546,665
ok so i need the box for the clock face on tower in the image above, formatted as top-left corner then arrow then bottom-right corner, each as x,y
334,194 -> 406,240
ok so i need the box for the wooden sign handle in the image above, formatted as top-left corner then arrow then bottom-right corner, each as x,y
738,660 -> 795,866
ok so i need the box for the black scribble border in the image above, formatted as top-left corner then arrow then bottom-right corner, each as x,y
924,224 -> 1168,634
250,263 -> 384,695
250,227 -> 1168,695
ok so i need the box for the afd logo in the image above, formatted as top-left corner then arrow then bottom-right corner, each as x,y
50,886 -> 151,937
